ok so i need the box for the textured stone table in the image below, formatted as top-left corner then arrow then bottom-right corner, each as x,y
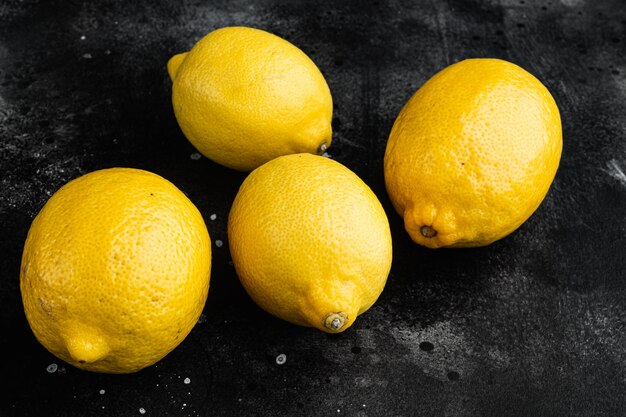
2,1 -> 625,416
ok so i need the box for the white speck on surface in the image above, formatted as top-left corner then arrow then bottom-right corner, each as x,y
99,389 -> 105,395
337,410 -> 341,413
363,404 -> 366,407
139,408 -> 146,414
105,49 -> 111,55
184,377 -> 191,384
209,214 -> 217,220
82,53 -> 92,59
275,353 -> 287,365
215,240 -> 223,248
238,398 -> 242,402
46,363 -> 58,373
607,159 -> 626,186
80,35 -> 86,40
190,152 -> 201,160
322,152 -> 331,158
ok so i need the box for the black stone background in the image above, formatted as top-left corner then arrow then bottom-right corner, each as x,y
1,0 -> 625,416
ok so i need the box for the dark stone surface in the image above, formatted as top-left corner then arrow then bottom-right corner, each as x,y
1,0 -> 625,416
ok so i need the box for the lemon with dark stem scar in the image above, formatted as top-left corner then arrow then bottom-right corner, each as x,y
228,154 -> 392,333
384,58 -> 562,248
168,26 -> 333,171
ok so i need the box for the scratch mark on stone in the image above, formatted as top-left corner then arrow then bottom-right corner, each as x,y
606,159 -> 626,186
558,80 -> 580,109
430,0 -> 450,65
337,136 -> 367,150
560,0 -> 585,7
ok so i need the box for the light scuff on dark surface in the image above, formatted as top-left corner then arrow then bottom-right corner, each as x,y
1,1 -> 626,416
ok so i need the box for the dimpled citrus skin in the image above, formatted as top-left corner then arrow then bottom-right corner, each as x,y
20,168 -> 211,373
228,154 -> 392,333
168,26 -> 333,172
384,58 -> 562,248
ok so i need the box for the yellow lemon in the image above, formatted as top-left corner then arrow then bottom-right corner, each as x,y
384,58 -> 562,248
168,26 -> 333,171
228,154 -> 392,333
20,168 -> 211,373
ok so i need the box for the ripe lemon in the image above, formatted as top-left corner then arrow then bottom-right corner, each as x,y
228,154 -> 392,333
384,58 -> 562,248
20,168 -> 211,373
168,26 -> 333,171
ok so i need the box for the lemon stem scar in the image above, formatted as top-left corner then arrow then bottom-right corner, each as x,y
324,312 -> 347,331
317,141 -> 328,155
420,226 -> 437,238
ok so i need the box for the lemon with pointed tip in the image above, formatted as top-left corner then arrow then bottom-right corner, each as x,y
20,168 -> 211,373
168,26 -> 333,171
228,154 -> 392,333
384,58 -> 562,248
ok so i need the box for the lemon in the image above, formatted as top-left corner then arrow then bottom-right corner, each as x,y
168,26 -> 333,171
228,154 -> 392,333
20,168 -> 211,373
384,58 -> 562,248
